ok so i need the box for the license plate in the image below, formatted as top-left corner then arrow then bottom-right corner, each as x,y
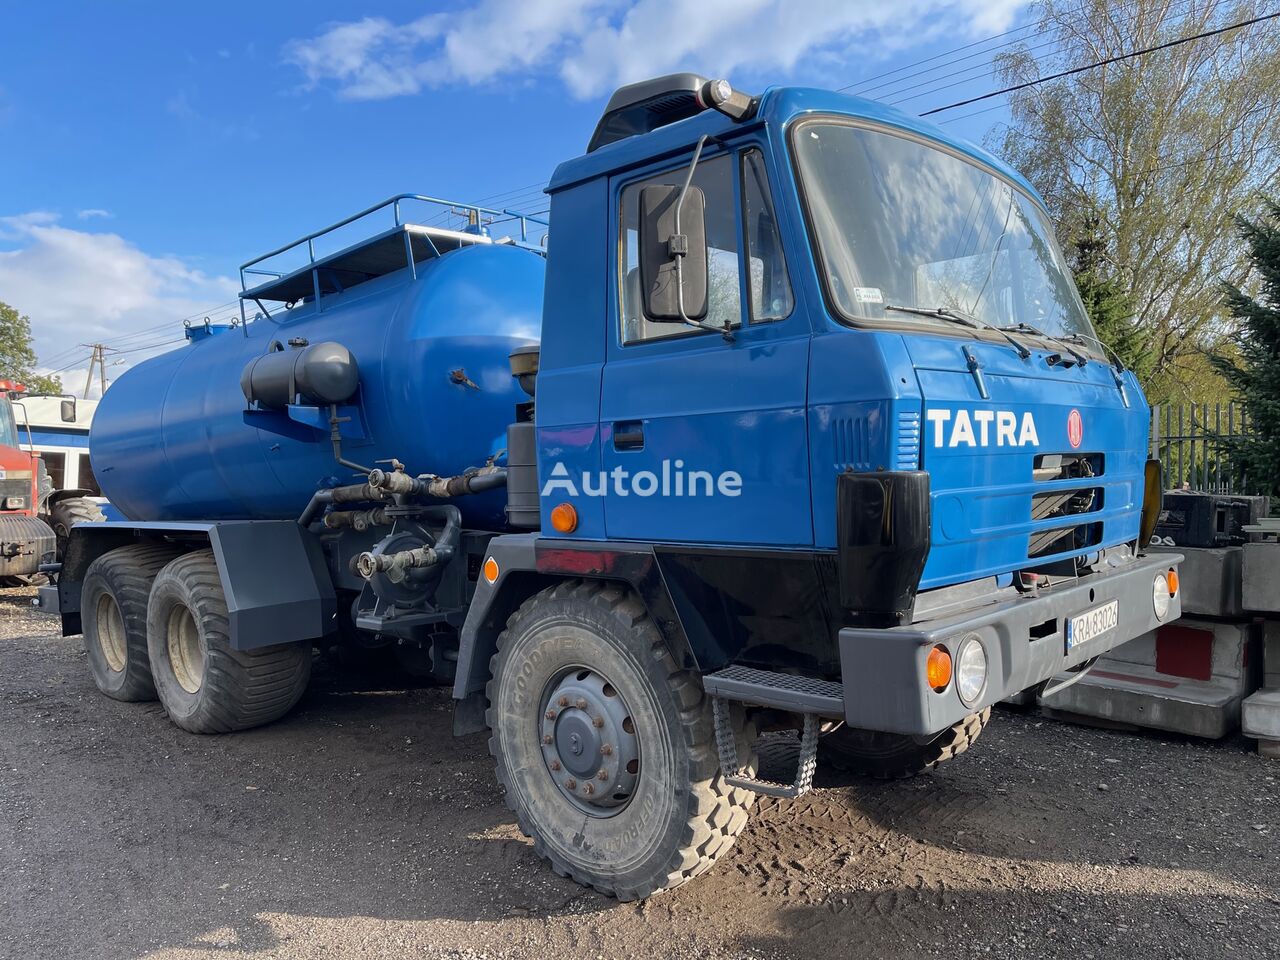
1065,600 -> 1119,651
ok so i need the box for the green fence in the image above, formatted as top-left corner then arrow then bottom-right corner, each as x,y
1150,402 -> 1254,493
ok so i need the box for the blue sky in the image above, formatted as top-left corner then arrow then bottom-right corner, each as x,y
0,0 -> 1028,393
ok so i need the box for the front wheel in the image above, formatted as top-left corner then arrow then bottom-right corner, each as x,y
48,497 -> 105,559
487,580 -> 757,900
819,708 -> 991,780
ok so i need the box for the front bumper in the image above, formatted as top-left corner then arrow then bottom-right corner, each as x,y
839,550 -> 1183,735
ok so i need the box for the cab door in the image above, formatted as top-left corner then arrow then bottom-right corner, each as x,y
599,146 -> 812,547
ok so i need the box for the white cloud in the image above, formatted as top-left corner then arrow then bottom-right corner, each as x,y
285,0 -> 1026,101
0,213 -> 238,397
76,209 -> 112,220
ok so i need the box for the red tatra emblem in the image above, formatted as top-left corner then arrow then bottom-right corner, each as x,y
1067,409 -> 1083,448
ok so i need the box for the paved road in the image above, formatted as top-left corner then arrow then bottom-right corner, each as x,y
2,588 -> 1277,959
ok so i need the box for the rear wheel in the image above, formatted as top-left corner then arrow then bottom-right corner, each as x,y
146,550 -> 312,733
49,497 -> 105,559
819,709 -> 991,780
487,580 -> 757,900
81,543 -> 182,701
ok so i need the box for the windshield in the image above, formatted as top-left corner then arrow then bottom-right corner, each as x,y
0,400 -> 18,448
792,120 -> 1097,343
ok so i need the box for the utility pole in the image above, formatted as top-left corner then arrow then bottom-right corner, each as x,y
81,344 -> 114,398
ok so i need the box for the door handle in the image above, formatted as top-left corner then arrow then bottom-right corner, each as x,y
613,420 -> 645,451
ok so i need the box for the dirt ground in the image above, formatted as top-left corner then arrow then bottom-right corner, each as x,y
2,586 -> 1277,960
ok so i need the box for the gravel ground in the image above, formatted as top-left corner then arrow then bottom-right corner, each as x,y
1,584 -> 1277,960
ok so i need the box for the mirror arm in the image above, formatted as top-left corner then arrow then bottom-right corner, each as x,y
671,135 -> 735,342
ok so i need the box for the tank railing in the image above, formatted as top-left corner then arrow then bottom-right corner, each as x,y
234,194 -> 548,335
237,193 -> 548,294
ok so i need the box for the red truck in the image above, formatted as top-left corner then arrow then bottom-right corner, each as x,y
0,380 -> 102,580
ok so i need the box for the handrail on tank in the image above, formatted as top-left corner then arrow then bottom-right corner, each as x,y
237,193 -> 549,294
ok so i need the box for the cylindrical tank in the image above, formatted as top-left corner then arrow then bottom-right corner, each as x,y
91,244 -> 544,529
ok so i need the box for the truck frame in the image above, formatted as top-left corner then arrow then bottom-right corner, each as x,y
44,75 -> 1181,900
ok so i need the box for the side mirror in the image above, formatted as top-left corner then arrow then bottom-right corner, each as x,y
638,183 -> 708,322
60,398 -> 76,423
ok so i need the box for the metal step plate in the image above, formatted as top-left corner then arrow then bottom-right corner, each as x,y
703,665 -> 844,716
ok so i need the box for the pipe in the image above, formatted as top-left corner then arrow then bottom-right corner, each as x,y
298,481 -> 388,528
323,507 -> 392,531
365,466 -> 508,500
353,505 -> 461,583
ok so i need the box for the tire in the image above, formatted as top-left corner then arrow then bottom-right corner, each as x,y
81,543 -> 182,702
487,580 -> 757,901
49,497 -> 106,560
146,549 -> 312,733
819,708 -> 991,780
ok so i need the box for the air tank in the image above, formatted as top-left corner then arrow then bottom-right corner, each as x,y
91,244 -> 544,529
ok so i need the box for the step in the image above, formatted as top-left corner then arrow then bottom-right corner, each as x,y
702,665 -> 844,716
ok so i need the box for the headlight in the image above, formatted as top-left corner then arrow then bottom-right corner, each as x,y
955,634 -> 988,706
1153,573 -> 1171,620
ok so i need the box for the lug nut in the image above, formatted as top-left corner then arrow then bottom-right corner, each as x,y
542,734 -> 553,745
545,709 -> 557,720
549,760 -> 561,771
576,698 -> 588,710
601,744 -> 613,756
558,696 -> 569,707
582,783 -> 595,796
592,716 -> 605,728
597,769 -> 609,781
565,778 -> 577,789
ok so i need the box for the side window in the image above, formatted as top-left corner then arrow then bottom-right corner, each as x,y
741,149 -> 794,322
619,153 -> 741,344
42,452 -> 66,490
79,454 -> 100,497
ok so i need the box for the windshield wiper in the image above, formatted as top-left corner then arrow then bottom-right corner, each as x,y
1062,331 -> 1131,408
999,322 -> 1090,368
884,304 -> 1032,359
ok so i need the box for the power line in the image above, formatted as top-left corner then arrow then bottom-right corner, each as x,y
839,20 -> 1039,93
881,0 -> 1208,109
921,9 -> 1280,116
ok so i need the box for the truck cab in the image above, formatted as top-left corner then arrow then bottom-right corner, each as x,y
465,75 -> 1180,843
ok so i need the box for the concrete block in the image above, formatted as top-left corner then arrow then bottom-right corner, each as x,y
1265,621 -> 1280,688
1150,546 -> 1242,618
1242,542 -> 1280,614
1243,688 -> 1280,741
1038,618 -> 1262,739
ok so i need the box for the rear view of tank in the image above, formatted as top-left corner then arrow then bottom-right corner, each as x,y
58,196 -> 547,734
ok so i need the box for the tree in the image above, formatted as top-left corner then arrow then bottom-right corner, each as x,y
1212,199 -> 1280,499
0,300 -> 62,395
1067,211 -> 1151,380
992,0 -> 1280,403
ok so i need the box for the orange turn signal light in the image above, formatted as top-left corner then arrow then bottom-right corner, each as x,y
482,556 -> 499,584
550,502 -> 578,533
1166,567 -> 1179,596
926,644 -> 953,692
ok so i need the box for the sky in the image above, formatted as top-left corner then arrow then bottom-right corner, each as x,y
0,0 -> 1030,397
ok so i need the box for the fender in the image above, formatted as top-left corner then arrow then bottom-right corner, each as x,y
452,534 -> 696,734
52,520 -> 336,649
46,487 -> 96,506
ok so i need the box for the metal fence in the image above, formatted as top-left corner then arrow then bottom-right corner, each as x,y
1150,402 -> 1254,493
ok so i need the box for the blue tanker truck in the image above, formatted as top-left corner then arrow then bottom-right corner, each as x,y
43,75 -> 1181,899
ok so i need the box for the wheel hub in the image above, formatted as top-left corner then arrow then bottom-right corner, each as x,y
540,668 -> 639,817
95,593 -> 126,673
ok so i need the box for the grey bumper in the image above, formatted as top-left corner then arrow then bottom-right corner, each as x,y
839,551 -> 1183,736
